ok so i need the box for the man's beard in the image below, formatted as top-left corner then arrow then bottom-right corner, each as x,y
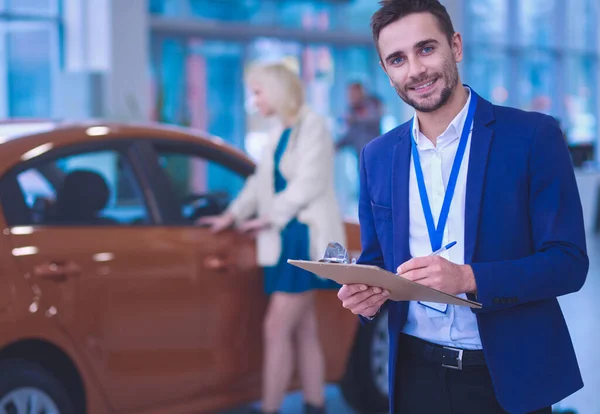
393,60 -> 459,113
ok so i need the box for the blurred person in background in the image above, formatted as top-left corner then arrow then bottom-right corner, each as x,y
199,63 -> 344,414
337,0 -> 588,413
336,82 -> 383,157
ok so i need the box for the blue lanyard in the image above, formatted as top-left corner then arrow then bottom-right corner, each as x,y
410,93 -> 478,252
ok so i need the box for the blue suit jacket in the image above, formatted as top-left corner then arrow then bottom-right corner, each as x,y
357,90 -> 589,414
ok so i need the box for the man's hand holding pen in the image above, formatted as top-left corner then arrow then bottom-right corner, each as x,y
397,256 -> 476,296
397,241 -> 477,296
337,241 -> 477,318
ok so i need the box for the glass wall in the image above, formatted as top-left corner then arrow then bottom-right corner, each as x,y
149,0 -> 414,219
150,0 -> 379,36
0,0 -> 61,118
150,0 -> 600,216
150,37 -> 246,147
464,0 -> 599,166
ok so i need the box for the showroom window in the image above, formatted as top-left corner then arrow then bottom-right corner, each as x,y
150,0 -> 600,220
149,33 -> 406,221
465,0 -> 599,165
150,0 -> 379,35
0,0 -> 62,118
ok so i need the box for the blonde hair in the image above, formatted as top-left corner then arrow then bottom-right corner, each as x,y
246,62 -> 305,121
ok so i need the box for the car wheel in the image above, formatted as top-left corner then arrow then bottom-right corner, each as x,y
340,309 -> 389,414
0,359 -> 75,414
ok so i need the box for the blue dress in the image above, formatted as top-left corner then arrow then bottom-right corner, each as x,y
263,128 -> 340,295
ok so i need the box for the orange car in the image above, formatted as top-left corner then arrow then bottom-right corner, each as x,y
0,121 -> 389,414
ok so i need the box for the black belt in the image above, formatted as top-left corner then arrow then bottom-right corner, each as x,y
399,333 -> 486,370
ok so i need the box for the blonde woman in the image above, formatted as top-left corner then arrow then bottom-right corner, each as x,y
199,63 -> 345,414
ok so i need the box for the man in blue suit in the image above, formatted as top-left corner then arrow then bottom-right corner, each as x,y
337,1 -> 589,413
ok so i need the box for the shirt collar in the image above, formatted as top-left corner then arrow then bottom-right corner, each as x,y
412,86 -> 472,148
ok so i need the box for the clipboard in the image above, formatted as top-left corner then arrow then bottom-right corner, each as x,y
287,259 -> 482,309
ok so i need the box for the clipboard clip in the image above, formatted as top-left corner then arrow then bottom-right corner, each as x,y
318,242 -> 356,264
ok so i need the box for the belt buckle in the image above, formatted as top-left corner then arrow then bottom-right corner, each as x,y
442,346 -> 463,370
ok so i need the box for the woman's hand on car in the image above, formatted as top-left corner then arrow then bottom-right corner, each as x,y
196,212 -> 235,233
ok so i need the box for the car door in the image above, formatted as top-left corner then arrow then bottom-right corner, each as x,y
0,142 -> 209,413
146,140 -> 266,397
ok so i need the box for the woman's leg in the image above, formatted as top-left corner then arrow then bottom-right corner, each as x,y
261,291 -> 313,412
295,294 -> 326,409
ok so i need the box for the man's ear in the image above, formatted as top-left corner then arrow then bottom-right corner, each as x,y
452,32 -> 464,64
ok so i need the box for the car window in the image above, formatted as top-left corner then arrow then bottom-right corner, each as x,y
17,169 -> 54,208
156,151 -> 245,222
14,149 -> 150,226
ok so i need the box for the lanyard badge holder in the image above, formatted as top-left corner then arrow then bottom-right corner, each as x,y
411,91 -> 478,314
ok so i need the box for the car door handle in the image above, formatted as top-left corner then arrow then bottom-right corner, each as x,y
202,255 -> 229,272
33,261 -> 81,282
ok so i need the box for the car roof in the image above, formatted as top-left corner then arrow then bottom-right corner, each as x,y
0,120 -> 254,175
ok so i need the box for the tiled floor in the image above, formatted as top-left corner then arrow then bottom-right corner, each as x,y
227,235 -> 600,414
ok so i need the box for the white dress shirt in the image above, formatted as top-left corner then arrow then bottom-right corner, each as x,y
401,87 -> 482,350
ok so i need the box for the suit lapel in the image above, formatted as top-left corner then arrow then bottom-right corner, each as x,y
392,128 -> 412,270
464,91 -> 495,264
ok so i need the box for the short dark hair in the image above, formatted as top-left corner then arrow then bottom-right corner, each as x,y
371,0 -> 455,53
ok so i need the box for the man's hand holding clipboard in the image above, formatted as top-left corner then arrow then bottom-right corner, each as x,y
335,241 -> 477,319
289,241 -> 481,321
337,283 -> 391,319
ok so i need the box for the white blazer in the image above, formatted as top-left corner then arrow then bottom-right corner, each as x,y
227,106 -> 346,267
